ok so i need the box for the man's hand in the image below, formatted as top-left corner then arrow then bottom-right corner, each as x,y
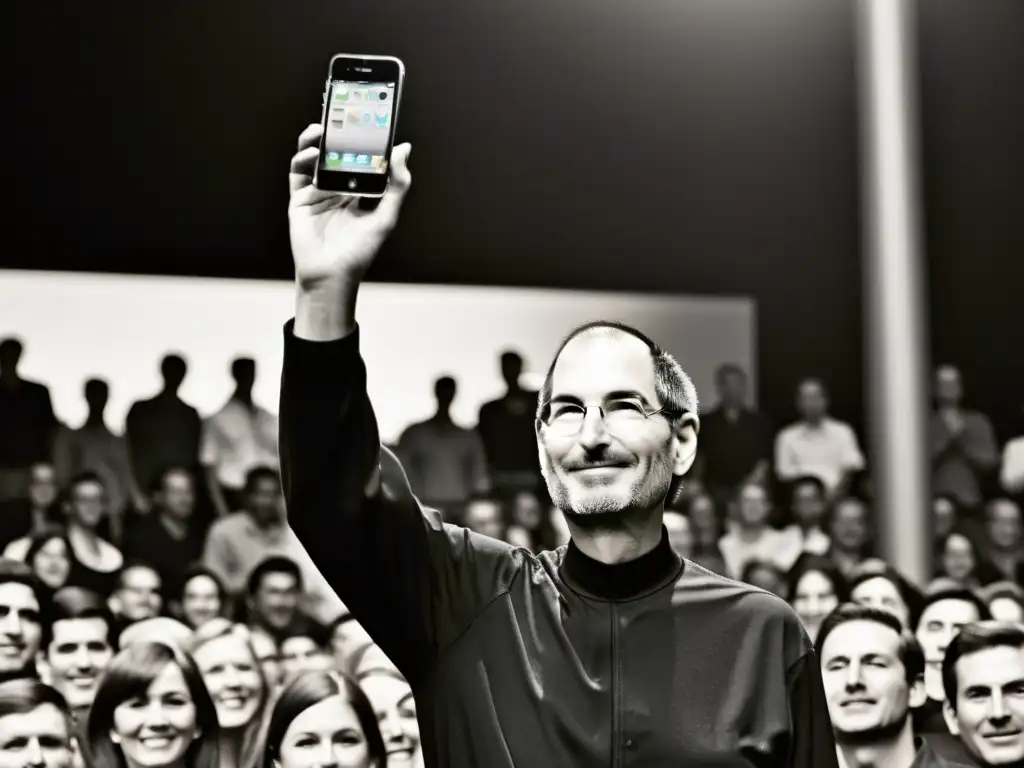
289,123 -> 412,290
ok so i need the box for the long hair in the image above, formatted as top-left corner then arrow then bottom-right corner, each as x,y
186,618 -> 268,768
87,641 -> 220,768
263,671 -> 386,768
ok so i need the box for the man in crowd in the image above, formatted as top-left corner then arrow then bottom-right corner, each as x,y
694,363 -> 772,515
203,467 -> 342,625
782,475 -> 833,556
943,622 -> 1024,768
40,587 -> 115,724
243,556 -> 323,644
124,353 -> 202,505
0,678 -> 77,768
983,498 -> 1024,583
817,603 -> 971,767
395,376 -> 490,517
0,337 -> 58,504
121,466 -> 206,601
477,350 -> 543,498
719,482 -> 801,580
914,587 -> 990,733
201,357 -> 279,519
0,461 -> 60,551
0,559 -> 43,683
461,495 -> 505,540
279,123 -> 838,766
931,365 -> 999,515
828,497 -> 871,578
109,562 -> 163,635
776,378 -> 865,502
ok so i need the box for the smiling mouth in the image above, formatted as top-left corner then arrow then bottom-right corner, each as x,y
842,699 -> 876,707
139,736 -> 176,749
985,731 -> 1023,741
218,695 -> 250,709
0,644 -> 25,656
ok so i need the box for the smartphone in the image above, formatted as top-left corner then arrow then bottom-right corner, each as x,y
314,54 -> 405,197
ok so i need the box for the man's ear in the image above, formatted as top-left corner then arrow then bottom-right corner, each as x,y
942,699 -> 960,737
672,414 -> 700,476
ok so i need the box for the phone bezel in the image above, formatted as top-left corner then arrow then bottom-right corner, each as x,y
314,54 -> 405,197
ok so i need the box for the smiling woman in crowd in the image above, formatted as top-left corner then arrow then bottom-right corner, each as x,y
263,670 -> 387,768
357,667 -> 423,768
187,619 -> 269,768
87,640 -> 220,768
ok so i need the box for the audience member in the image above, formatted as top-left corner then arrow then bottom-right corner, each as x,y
914,587 -> 990,733
241,557 -> 323,648
0,559 -> 44,683
695,364 -> 772,516
476,350 -> 542,498
395,376 -> 490,512
1000,429 -> 1024,502
57,472 -> 123,598
0,678 -> 77,768
53,378 -> 143,543
124,354 -> 202,505
775,378 -> 865,501
942,622 -> 1024,768
0,337 -> 58,504
983,498 -> 1024,582
117,616 -> 193,649
848,562 -> 924,630
827,496 -> 872,577
931,365 -> 999,514
202,468 -> 341,625
461,495 -> 505,540
263,670 -> 388,768
933,495 -> 960,543
23,527 -> 73,601
787,554 -> 849,643
935,526 -> 1000,588
109,562 -> 163,634
327,614 -> 372,676
357,667 -> 423,768
187,619 -> 269,768
122,466 -> 206,602
719,482 -> 800,579
86,640 -> 219,768
177,565 -> 227,631
201,357 -> 279,520
685,492 -> 727,573
979,582 -> 1024,624
817,604 -> 971,768
0,461 -> 60,550
740,559 -> 787,596
781,475 -> 833,557
279,630 -> 332,681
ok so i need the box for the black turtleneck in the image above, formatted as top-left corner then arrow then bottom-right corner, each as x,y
561,526 -> 683,600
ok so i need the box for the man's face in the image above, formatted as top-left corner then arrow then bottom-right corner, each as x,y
792,481 -> 826,527
67,481 -> 106,530
181,575 -> 221,630
247,477 -> 283,526
916,599 -> 981,669
934,497 -> 957,538
821,620 -> 921,743
253,572 -> 299,630
935,366 -> 963,407
737,485 -> 770,528
330,618 -> 372,671
989,598 -> 1024,626
28,464 -> 58,509
279,636 -> 330,680
662,512 -> 693,558
540,333 -> 693,521
464,501 -> 504,540
46,617 -> 114,711
831,500 -> 869,551
851,577 -> 911,629
940,534 -> 977,582
159,471 -> 195,521
0,582 -> 41,674
116,567 -> 162,622
0,703 -> 74,768
797,381 -> 828,422
718,371 -> 746,405
987,501 -> 1023,551
248,628 -> 281,690
946,645 -> 1024,766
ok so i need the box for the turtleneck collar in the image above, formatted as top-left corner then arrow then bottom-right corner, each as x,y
561,526 -> 682,600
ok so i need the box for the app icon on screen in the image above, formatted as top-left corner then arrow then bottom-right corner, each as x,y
355,154 -> 370,165
377,90 -> 389,101
345,108 -> 362,124
352,89 -> 367,101
374,110 -> 389,127
334,89 -> 349,102
342,153 -> 356,164
371,155 -> 386,169
325,152 -> 342,167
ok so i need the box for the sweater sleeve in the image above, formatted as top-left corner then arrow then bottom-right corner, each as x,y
278,321 -> 522,684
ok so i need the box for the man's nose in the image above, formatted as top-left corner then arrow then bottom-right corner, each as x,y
0,613 -> 23,636
844,662 -> 865,689
577,407 -> 611,447
73,646 -> 93,670
989,694 -> 1009,721
25,736 -> 45,767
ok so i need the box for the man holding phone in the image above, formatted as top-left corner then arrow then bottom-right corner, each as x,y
282,120 -> 839,766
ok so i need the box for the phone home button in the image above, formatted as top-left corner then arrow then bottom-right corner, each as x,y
348,179 -> 357,189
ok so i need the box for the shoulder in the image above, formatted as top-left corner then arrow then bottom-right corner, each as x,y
99,540 -> 124,569
825,418 -> 856,435
208,512 -> 247,536
776,422 -> 800,440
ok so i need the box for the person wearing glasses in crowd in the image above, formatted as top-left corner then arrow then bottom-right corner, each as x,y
278,123 -> 838,766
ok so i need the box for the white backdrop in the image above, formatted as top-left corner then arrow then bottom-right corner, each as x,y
0,270 -> 757,444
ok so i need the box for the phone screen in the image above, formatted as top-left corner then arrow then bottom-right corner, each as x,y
320,79 -> 397,175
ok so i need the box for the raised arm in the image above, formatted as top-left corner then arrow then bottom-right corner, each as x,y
282,124 -> 520,685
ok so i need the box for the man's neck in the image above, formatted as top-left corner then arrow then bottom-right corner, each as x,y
721,402 -> 744,418
567,510 -> 663,565
432,412 -> 453,426
84,413 -> 106,429
836,724 -> 916,768
803,416 -> 826,429
735,523 -> 767,542
29,507 -> 50,535
248,512 -> 284,532
232,390 -> 254,409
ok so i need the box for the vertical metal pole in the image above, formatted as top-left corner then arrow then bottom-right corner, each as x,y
857,0 -> 931,585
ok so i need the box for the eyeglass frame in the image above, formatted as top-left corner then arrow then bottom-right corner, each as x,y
536,395 -> 687,437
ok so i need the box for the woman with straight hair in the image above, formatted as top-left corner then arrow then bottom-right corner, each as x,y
187,618 -> 269,768
263,671 -> 386,768
87,641 -> 220,768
